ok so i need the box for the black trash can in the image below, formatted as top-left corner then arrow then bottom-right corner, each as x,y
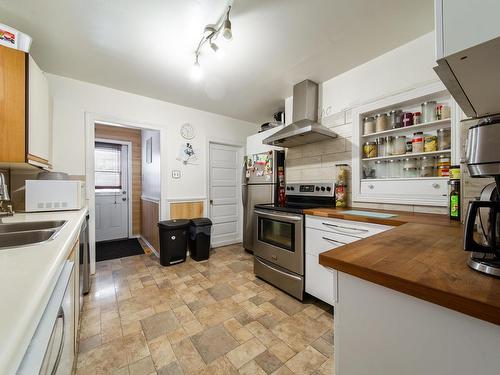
158,219 -> 190,266
188,218 -> 212,261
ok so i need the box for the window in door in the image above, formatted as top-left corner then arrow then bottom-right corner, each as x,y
95,142 -> 122,191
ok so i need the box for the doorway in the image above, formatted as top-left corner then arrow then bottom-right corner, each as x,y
209,142 -> 243,247
94,140 -> 131,242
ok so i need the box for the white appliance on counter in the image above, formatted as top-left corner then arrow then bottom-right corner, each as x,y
25,180 -> 85,212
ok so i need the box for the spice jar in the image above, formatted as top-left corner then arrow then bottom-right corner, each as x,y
406,140 -> 413,153
375,113 -> 388,132
437,165 -> 450,177
424,135 -> 438,152
403,157 -> 418,169
437,128 -> 451,150
393,135 -> 406,155
388,110 -> 403,129
377,137 -> 387,157
374,160 -> 387,179
420,156 -> 436,168
363,116 -> 376,135
403,167 -> 418,178
412,132 -> 424,153
413,111 -> 421,125
402,112 -> 414,127
419,166 -> 435,177
386,136 -> 394,156
421,101 -> 437,123
437,154 -> 451,167
363,142 -> 377,158
388,159 -> 401,178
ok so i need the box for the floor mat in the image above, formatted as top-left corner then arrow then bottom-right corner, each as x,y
96,238 -> 144,262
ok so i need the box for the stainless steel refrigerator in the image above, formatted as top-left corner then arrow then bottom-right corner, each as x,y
242,150 -> 285,253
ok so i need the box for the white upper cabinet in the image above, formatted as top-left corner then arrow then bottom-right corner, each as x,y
28,55 -> 52,168
436,0 -> 500,59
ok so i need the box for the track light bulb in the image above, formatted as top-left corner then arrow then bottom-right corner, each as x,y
191,60 -> 202,81
223,19 -> 232,40
210,42 -> 219,53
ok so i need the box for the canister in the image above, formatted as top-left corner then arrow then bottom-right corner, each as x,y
402,112 -> 414,127
388,110 -> 403,129
375,113 -> 388,132
424,135 -> 438,152
421,101 -> 437,123
363,142 -> 377,158
437,128 -> 451,150
412,132 -> 424,153
393,135 -> 407,155
363,116 -> 376,135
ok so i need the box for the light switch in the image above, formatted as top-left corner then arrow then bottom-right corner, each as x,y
172,170 -> 181,179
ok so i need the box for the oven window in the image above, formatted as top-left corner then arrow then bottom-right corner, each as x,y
258,218 -> 295,252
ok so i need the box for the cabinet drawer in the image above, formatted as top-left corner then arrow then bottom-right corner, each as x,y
305,253 -> 336,305
306,215 -> 392,239
306,227 -> 359,256
360,179 -> 447,202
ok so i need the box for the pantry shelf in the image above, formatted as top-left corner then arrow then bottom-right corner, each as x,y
362,149 -> 451,162
361,118 -> 451,139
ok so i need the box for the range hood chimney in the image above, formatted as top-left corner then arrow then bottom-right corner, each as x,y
263,80 -> 337,147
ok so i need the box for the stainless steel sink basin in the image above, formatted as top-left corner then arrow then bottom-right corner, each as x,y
0,220 -> 66,234
0,220 -> 67,249
0,230 -> 56,249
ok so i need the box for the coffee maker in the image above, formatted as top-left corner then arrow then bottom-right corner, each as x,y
464,115 -> 500,276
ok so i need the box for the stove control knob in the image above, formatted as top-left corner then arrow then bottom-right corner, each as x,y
286,187 -> 290,191
326,186 -> 331,192
321,186 -> 326,191
290,186 -> 295,191
315,186 -> 320,191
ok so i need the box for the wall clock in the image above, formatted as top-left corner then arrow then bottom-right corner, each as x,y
180,123 -> 195,140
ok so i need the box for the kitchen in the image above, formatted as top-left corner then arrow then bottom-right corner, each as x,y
1,0 -> 500,374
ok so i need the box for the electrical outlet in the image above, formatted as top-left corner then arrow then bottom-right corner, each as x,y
172,170 -> 181,179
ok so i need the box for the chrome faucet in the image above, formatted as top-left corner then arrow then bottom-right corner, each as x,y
0,172 -> 14,219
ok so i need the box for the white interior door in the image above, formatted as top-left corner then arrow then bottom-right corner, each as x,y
209,143 -> 242,247
95,143 -> 129,242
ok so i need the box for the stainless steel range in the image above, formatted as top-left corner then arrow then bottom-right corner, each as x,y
253,182 -> 335,300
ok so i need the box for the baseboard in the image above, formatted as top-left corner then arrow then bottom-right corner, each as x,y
211,240 -> 243,248
139,236 -> 159,257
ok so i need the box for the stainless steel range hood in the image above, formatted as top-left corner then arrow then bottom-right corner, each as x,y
263,80 -> 337,147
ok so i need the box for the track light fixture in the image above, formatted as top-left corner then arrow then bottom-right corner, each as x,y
192,5 -> 233,80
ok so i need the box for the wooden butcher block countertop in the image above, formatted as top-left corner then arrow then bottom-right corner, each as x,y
307,207 -> 500,326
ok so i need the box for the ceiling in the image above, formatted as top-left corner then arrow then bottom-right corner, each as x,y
0,0 -> 434,124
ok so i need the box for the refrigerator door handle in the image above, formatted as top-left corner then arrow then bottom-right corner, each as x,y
242,185 -> 247,207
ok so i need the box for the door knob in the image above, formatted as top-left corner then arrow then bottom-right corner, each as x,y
122,197 -> 127,201
210,200 -> 213,205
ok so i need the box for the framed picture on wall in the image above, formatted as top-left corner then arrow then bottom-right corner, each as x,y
146,137 -> 152,164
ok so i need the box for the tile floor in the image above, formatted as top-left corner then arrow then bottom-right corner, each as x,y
76,244 -> 334,374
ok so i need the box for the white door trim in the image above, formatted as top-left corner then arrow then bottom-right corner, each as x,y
95,138 -> 133,239
206,138 -> 244,247
85,112 -> 167,274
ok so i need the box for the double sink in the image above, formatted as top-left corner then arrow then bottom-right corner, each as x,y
0,220 -> 67,249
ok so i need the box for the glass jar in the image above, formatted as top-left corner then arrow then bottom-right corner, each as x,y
363,162 -> 376,179
437,128 -> 451,150
421,101 -> 437,123
377,137 -> 387,157
403,167 -> 418,178
388,159 -> 401,178
374,160 -> 387,179
424,135 -> 438,152
386,136 -> 394,156
437,165 -> 450,177
449,165 -> 461,180
413,111 -> 421,125
419,166 -> 435,177
393,135 -> 406,155
420,156 -> 436,168
363,142 -> 377,158
375,113 -> 388,132
403,157 -> 418,169
437,154 -> 451,167
406,140 -> 413,153
336,164 -> 348,185
412,132 -> 424,153
363,116 -> 376,135
402,112 -> 414,127
388,110 -> 403,129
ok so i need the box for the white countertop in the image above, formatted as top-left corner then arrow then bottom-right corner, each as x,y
0,208 -> 88,374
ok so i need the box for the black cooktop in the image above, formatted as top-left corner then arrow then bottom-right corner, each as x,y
255,200 -> 335,214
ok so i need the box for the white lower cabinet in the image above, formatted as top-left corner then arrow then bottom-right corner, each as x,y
305,215 -> 392,305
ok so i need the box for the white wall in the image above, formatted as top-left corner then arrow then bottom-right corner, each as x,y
141,128 -> 161,201
48,74 -> 258,204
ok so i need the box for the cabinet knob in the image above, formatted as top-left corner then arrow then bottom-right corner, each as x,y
368,184 -> 375,189
432,183 -> 440,189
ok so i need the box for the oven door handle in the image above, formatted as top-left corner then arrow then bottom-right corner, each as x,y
254,210 -> 303,222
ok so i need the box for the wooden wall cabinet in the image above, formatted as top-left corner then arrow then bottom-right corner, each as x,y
0,45 -> 52,169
